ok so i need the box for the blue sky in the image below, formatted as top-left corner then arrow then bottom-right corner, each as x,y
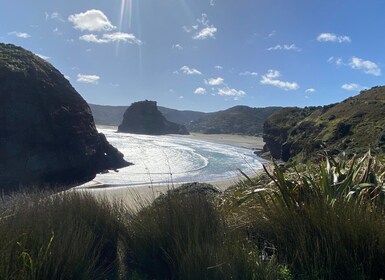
1,0 -> 384,112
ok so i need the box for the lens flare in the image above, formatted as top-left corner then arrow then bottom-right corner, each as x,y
119,0 -> 132,30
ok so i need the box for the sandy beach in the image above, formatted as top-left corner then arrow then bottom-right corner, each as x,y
76,133 -> 265,207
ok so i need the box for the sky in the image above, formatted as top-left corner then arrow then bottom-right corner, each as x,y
1,0 -> 385,112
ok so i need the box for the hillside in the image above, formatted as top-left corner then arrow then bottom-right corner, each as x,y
263,86 -> 385,162
188,106 -> 282,136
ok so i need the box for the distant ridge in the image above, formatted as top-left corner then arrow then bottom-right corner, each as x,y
89,103 -> 281,136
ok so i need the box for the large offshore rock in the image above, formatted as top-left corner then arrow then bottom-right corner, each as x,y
0,43 -> 129,192
118,100 -> 189,135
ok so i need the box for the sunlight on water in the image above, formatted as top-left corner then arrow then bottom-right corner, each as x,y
82,128 -> 264,188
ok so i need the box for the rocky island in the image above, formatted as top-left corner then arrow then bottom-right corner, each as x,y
118,100 -> 189,135
0,43 -> 129,192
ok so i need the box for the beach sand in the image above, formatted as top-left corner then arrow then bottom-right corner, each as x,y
75,133 -> 265,208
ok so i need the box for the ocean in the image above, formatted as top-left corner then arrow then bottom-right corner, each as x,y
80,127 -> 264,188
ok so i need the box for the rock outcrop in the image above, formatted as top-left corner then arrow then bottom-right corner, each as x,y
263,86 -> 385,162
0,43 -> 129,192
118,100 -> 189,135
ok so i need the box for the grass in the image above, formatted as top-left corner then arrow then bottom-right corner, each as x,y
2,151 -> 385,279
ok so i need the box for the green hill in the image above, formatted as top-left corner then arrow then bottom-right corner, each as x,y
188,106 -> 282,136
263,86 -> 385,162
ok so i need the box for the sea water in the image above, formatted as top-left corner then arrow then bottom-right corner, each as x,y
80,127 -> 264,188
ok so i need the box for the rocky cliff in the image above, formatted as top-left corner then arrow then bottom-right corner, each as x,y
118,100 -> 189,135
263,86 -> 385,162
0,43 -> 129,192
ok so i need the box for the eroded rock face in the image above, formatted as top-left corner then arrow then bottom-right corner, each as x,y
0,43 -> 129,192
118,100 -> 189,135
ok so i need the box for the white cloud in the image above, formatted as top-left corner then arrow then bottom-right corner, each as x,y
179,96 -> 184,99
349,57 -> 381,76
215,65 -> 223,70
193,26 -> 217,40
217,87 -> 246,97
210,0 -> 215,6
64,75 -> 71,80
35,53 -> 50,60
317,33 -> 351,43
172,44 -> 183,50
328,56 -> 344,66
341,83 -> 359,91
268,30 -> 276,38
68,10 -> 116,32
179,66 -> 202,75
305,88 -> 316,93
189,13 -> 217,40
77,74 -> 100,84
239,71 -> 258,76
8,31 -> 31,38
260,69 -> 299,91
194,87 -> 206,95
267,44 -> 301,51
205,77 -> 224,86
79,32 -> 141,44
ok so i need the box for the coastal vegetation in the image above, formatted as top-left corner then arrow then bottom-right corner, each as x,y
2,152 -> 385,279
263,86 -> 385,162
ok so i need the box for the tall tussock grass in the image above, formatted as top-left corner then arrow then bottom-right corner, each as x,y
0,190 -> 123,280
243,151 -> 385,279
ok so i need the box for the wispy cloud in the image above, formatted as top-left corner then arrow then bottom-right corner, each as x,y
79,32 -> 141,44
317,33 -> 351,43
205,77 -> 224,86
194,87 -> 206,94
341,83 -> 359,91
349,57 -> 381,76
215,65 -> 223,70
268,30 -> 276,38
186,14 -> 217,40
193,26 -> 217,40
35,53 -> 50,60
172,44 -> 183,50
239,71 -> 258,77
305,88 -> 316,93
260,70 -> 299,91
179,66 -> 202,75
77,74 -> 100,84
8,31 -> 31,38
217,87 -> 246,97
267,44 -> 301,52
68,10 -> 116,32
45,12 -> 65,22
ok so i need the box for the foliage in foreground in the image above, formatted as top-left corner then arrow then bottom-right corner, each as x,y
233,151 -> 385,279
2,151 -> 385,279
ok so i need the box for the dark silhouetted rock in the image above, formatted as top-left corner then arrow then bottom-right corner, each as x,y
0,43 -> 130,192
118,100 -> 189,135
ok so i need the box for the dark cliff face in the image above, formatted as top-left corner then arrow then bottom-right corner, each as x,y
0,43 -> 129,192
118,100 -> 189,135
263,86 -> 385,162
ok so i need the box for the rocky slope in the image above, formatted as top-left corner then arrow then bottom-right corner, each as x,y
0,43 -> 129,192
188,106 -> 281,135
263,86 -> 385,162
118,100 -> 189,135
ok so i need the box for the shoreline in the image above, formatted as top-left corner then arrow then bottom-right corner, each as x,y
78,129 -> 266,206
